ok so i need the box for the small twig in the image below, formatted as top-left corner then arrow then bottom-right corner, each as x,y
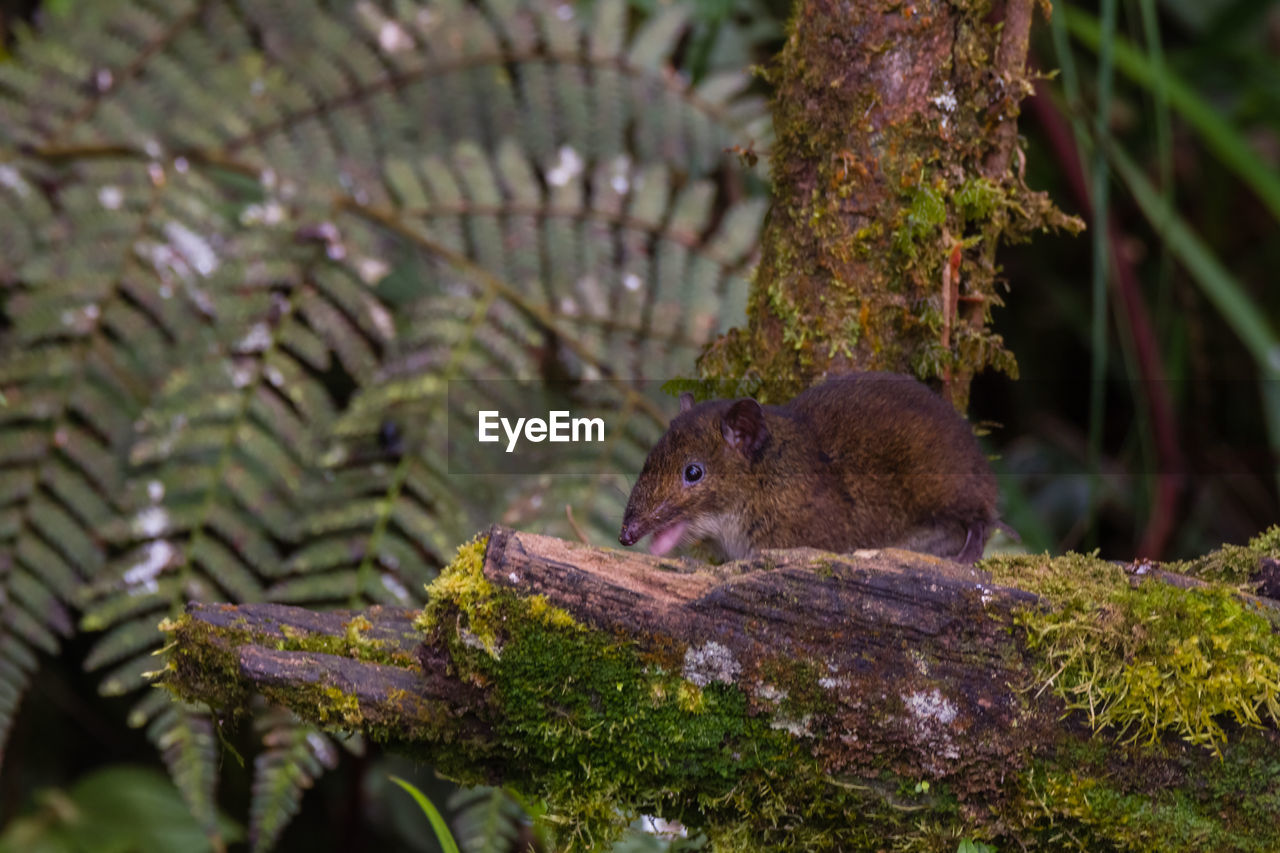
565,504 -> 590,545
983,0 -> 1038,180
939,229 -> 962,402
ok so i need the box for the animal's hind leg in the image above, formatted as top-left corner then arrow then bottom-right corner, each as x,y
953,521 -> 989,565
891,522 -> 968,561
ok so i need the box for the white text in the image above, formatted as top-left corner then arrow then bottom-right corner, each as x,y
477,410 -> 605,452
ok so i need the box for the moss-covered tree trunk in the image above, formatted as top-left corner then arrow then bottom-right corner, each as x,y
163,527 -> 1280,851
701,0 -> 1079,407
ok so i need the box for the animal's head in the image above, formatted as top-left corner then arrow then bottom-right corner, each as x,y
618,392 -> 769,556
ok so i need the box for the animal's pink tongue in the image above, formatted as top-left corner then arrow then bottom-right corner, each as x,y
648,520 -> 687,556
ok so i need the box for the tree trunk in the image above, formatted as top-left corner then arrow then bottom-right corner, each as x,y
699,0 -> 1080,408
163,526 -> 1280,851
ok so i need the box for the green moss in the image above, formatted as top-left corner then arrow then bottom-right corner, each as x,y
765,280 -> 812,351
891,174 -> 1018,266
985,551 -> 1280,751
415,534 -> 503,651
953,175 -> 1004,223
165,529 -> 1280,849
1010,735 -> 1280,853
156,615 -> 254,718
1168,524 -> 1280,584
430,589 -> 809,846
1203,731 -> 1280,833
911,340 -> 951,380
344,614 -> 374,646
696,0 -> 1086,408
1252,525 -> 1280,552
317,685 -> 363,727
892,183 -> 947,260
156,606 -> 428,742
415,534 -> 1007,850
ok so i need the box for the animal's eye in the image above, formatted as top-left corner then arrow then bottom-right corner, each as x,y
683,463 -> 703,484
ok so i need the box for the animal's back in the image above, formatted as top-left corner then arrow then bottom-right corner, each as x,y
786,374 -> 998,555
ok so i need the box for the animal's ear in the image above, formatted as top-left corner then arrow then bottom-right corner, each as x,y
721,399 -> 768,460
679,392 -> 695,414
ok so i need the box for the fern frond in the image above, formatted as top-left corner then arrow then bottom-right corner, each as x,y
0,0 -> 772,845
7,0 -> 768,198
0,158 -> 155,764
449,785 -> 530,853
249,709 -> 345,853
336,137 -> 763,542
0,635 -> 40,761
147,700 -> 223,842
78,258 -> 335,824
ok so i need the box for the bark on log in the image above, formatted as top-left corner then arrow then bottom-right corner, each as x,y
163,526 -> 1280,851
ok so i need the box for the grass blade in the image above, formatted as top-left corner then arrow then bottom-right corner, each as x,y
1087,0 -> 1118,544
1135,0 -> 1176,337
389,776 -> 462,853
1065,5 -> 1280,225
1107,142 -> 1280,493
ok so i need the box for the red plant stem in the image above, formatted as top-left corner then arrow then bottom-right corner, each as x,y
1026,80 -> 1185,559
940,230 -> 961,401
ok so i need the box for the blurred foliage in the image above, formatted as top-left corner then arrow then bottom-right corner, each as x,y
0,0 -> 771,847
0,0 -> 1276,850
981,0 -> 1280,561
0,765 -> 242,853
446,786 -> 537,853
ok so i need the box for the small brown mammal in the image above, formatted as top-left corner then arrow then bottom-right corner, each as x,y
618,373 -> 1002,564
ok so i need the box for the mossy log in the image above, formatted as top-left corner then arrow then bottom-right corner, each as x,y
162,526 -> 1280,851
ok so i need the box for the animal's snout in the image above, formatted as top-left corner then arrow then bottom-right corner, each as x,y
619,521 -> 640,546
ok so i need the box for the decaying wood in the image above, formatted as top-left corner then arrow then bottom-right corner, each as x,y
172,603 -> 475,729
164,526 -> 1280,847
174,529 -> 1038,739
168,526 -> 1272,768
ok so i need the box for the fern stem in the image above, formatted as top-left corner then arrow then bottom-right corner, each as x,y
50,1 -> 208,143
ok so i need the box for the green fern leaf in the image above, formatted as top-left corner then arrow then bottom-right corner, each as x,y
148,701 -> 223,842
449,785 -> 529,853
0,0 -> 772,846
249,709 -> 346,853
